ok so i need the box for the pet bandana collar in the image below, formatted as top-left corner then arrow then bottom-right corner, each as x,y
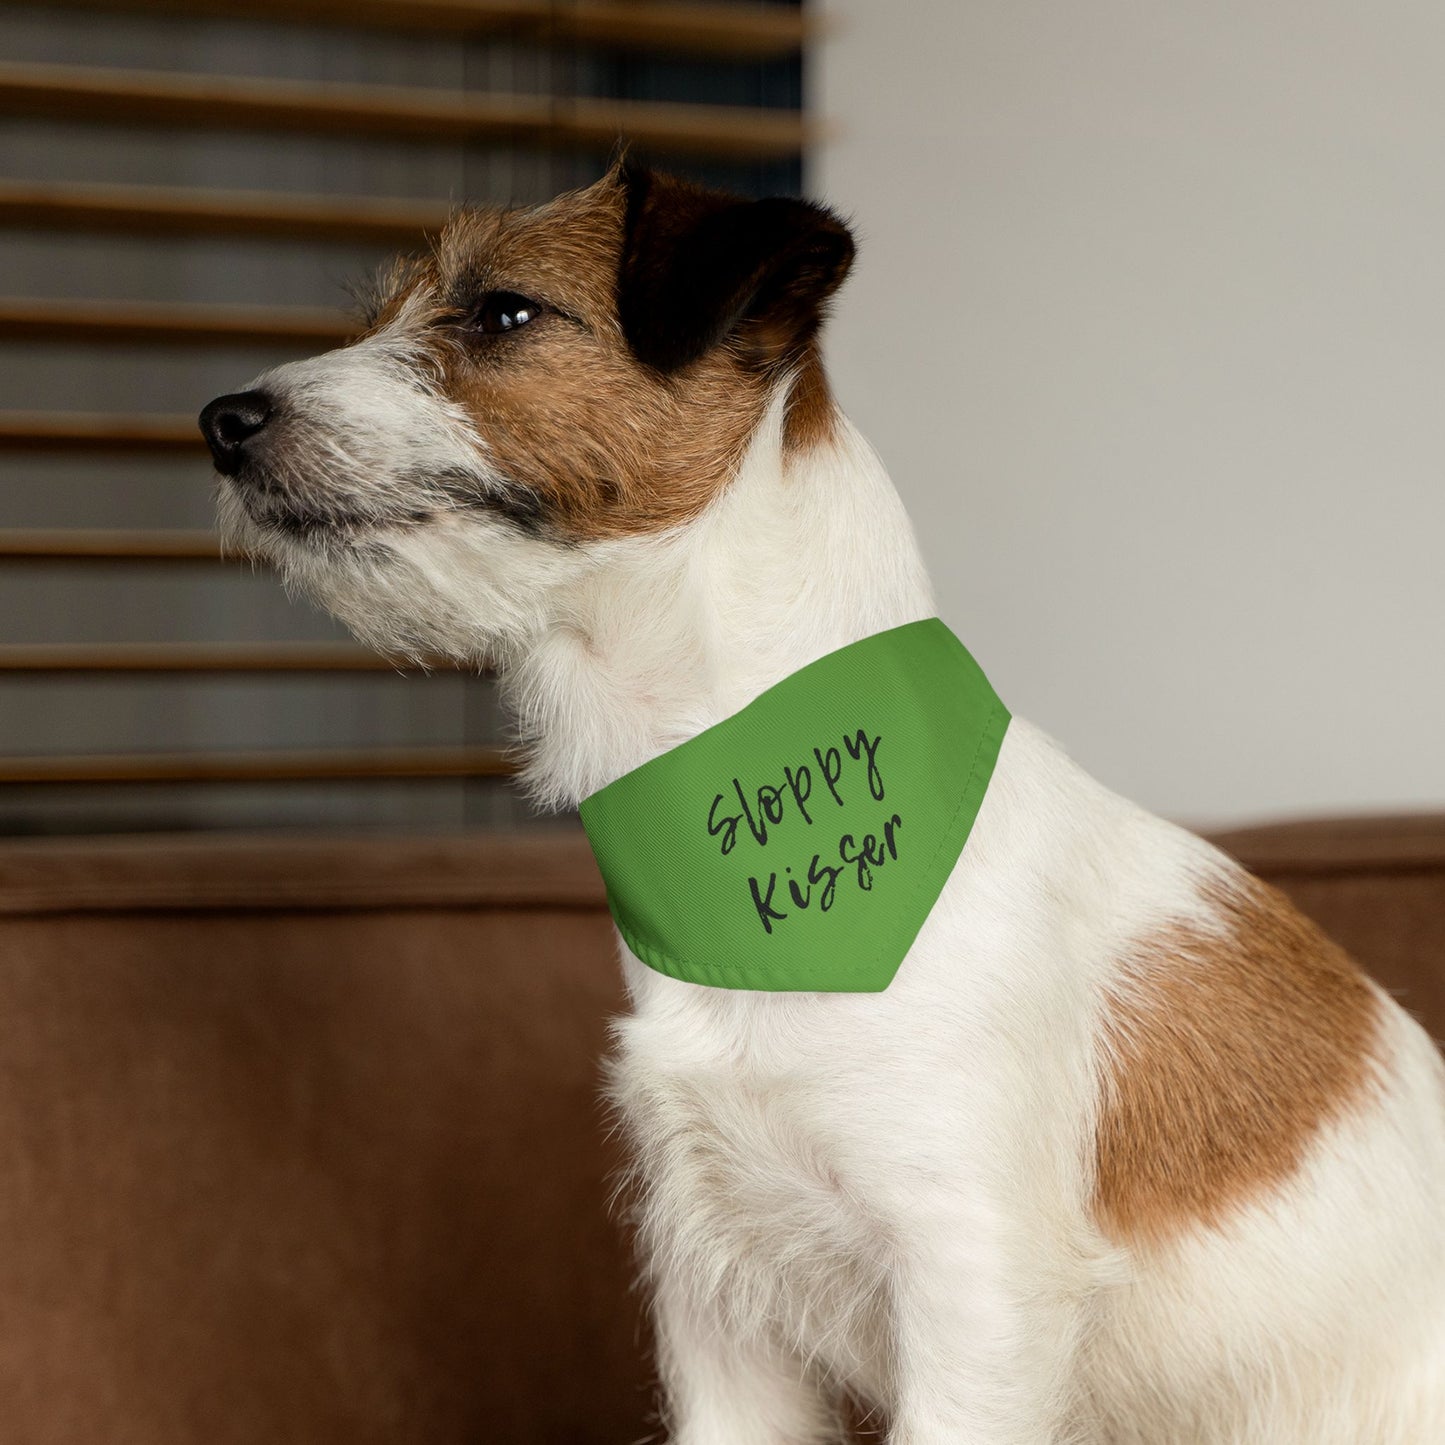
578,618 -> 1010,993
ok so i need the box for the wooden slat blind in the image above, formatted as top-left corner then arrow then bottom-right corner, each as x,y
0,0 -> 811,815
31,0 -> 811,59
0,181 -> 448,245
0,529 -> 222,561
0,643 -> 421,673
0,745 -> 512,785
0,62 -> 813,163
0,298 -> 354,348
0,413 -> 205,452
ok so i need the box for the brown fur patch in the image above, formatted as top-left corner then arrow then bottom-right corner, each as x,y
367,176 -> 780,541
1094,872 -> 1382,1246
782,344 -> 839,456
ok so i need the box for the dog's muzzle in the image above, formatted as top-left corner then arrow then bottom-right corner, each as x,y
199,390 -> 274,477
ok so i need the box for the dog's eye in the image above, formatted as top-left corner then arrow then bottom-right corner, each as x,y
471,291 -> 543,335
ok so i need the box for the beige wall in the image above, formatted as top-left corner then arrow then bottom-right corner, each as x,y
813,0 -> 1445,826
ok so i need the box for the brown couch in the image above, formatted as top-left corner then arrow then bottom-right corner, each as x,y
0,817 -> 1441,1443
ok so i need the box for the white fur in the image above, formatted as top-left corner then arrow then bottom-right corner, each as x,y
220,347 -> 1445,1443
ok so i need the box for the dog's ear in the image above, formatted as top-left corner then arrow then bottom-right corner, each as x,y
616,162 -> 855,374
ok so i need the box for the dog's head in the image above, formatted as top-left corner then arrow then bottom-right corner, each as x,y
200,163 -> 854,661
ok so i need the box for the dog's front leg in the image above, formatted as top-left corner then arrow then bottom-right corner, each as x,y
885,1199 -> 1090,1445
653,1276 -> 841,1445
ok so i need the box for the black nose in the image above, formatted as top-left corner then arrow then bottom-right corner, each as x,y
199,390 -> 273,476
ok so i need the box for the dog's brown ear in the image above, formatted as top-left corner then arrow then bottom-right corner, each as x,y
617,162 -> 855,374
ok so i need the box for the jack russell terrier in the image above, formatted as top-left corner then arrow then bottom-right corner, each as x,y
200,162 -> 1445,1444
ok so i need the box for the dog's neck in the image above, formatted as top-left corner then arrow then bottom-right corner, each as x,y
506,390 -> 936,809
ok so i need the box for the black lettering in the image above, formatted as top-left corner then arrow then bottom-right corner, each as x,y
707,793 -> 742,855
733,776 -> 768,847
844,730 -> 885,801
782,765 -> 813,825
808,853 -> 844,912
749,873 -> 788,934
814,745 -> 845,806
883,813 -> 902,859
838,833 -> 874,891
758,784 -> 786,828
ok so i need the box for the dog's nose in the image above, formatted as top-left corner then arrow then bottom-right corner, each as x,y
199,390 -> 273,475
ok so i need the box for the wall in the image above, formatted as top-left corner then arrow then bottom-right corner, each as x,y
813,0 -> 1445,827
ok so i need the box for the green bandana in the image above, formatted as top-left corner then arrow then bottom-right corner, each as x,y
578,619 -> 1010,992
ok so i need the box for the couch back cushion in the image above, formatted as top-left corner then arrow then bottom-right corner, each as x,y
0,832 -> 644,1445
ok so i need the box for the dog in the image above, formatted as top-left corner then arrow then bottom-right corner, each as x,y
200,162 -> 1445,1443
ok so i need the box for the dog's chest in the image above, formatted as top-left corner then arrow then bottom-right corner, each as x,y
611,1000 -> 893,1390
